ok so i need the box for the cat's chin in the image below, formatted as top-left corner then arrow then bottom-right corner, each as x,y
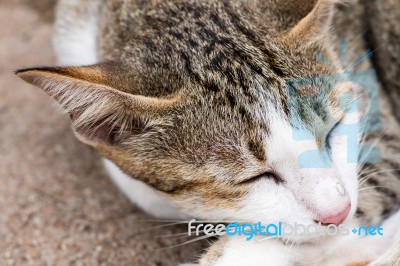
279,232 -> 334,245
273,221 -> 347,245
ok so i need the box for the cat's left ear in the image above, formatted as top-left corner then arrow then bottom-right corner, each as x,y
15,63 -> 180,146
283,0 -> 342,45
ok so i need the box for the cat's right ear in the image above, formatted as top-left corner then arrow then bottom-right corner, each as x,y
283,0 -> 342,45
15,63 -> 180,146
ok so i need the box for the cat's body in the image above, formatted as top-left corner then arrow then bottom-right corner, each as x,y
17,0 -> 400,265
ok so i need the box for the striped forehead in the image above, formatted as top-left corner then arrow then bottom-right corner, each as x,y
285,74 -> 346,140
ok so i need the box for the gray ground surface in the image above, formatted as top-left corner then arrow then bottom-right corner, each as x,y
0,1 -> 205,265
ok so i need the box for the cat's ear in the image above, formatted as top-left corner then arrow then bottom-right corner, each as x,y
283,0 -> 341,45
16,63 -> 179,145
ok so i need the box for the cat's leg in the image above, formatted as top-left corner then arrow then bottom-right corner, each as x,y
198,235 -> 296,266
313,210 -> 400,266
369,232 -> 400,266
53,0 -> 100,65
368,210 -> 400,266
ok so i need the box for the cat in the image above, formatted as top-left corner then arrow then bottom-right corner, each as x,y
15,0 -> 400,265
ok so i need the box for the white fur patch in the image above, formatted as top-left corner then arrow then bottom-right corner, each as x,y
53,0 -> 99,65
102,159 -> 189,220
213,237 -> 296,266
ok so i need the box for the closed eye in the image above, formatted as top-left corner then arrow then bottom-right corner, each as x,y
326,121 -> 338,139
326,121 -> 342,150
238,171 -> 284,185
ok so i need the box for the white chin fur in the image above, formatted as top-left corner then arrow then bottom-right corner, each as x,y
102,159 -> 189,220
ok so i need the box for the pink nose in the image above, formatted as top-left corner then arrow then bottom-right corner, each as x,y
318,203 -> 351,225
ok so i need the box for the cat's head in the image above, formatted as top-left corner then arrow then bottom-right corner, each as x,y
17,0 -> 363,241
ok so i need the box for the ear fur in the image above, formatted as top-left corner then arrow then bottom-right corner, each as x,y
16,63 -> 179,145
283,0 -> 343,45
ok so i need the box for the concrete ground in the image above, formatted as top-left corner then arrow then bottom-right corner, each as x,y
0,1 -> 205,265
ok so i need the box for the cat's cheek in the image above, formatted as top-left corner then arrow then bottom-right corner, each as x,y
161,181 -> 253,221
237,183 -> 312,225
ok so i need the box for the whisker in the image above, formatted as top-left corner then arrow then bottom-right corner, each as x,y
358,128 -> 388,166
132,221 -> 192,235
343,39 -> 390,73
358,168 -> 400,187
358,185 -> 400,192
255,235 -> 281,243
285,238 -> 296,261
157,234 -> 213,250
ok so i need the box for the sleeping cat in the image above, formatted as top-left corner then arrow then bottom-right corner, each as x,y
16,0 -> 400,265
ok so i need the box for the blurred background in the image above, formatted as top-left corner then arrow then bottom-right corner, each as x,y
0,1 -> 204,265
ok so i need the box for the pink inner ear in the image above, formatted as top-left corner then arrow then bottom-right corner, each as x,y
73,115 -> 148,145
74,116 -> 121,145
15,66 -> 172,146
